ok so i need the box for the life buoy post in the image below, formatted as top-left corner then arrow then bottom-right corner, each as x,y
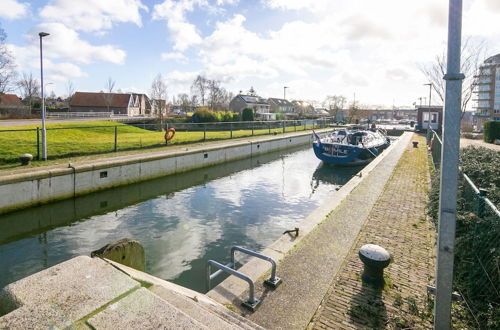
165,128 -> 176,144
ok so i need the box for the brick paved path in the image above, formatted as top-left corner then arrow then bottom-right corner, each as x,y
308,135 -> 436,329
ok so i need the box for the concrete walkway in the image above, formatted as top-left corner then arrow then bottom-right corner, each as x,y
236,134 -> 414,329
308,134 -> 434,329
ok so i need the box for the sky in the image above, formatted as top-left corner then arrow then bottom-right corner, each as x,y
1,0 -> 499,108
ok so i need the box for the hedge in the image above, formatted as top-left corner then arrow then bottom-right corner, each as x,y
483,121 -> 500,143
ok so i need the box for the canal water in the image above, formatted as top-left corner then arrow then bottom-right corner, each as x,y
0,145 -> 361,292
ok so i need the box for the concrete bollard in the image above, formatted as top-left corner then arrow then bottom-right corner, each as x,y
19,153 -> 33,166
91,238 -> 145,271
358,244 -> 391,287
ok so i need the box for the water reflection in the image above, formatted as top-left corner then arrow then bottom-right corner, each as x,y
0,146 -> 359,292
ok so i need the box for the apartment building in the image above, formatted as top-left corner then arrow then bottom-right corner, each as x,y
473,53 -> 500,129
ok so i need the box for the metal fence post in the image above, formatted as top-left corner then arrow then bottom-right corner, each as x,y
268,123 -> 271,134
434,1 -> 464,329
204,124 -> 206,141
252,122 -> 254,136
294,120 -> 296,132
230,123 -> 233,139
282,121 -> 285,134
477,189 -> 487,217
36,127 -> 40,160
114,126 -> 118,152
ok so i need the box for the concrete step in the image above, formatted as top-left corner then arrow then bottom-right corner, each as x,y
149,285 -> 245,329
0,256 -> 266,329
86,287 -> 210,329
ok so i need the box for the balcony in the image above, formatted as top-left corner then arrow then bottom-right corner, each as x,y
474,111 -> 490,117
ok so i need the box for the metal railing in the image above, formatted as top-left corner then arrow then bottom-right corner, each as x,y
47,112 -> 114,118
207,260 -> 261,311
231,246 -> 282,288
427,129 -> 500,329
0,117 -> 338,164
206,246 -> 282,311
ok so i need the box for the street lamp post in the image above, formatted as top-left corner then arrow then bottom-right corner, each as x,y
283,86 -> 288,100
39,32 -> 50,161
424,83 -> 433,133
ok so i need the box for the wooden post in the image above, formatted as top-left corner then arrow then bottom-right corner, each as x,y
36,127 -> 40,160
114,126 -> 118,152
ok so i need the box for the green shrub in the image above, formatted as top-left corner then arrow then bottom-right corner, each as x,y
192,108 -> 218,123
428,146 -> 500,329
483,121 -> 500,143
241,108 -> 254,121
192,109 -> 239,123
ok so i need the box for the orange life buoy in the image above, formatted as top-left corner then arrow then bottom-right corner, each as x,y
165,128 -> 176,142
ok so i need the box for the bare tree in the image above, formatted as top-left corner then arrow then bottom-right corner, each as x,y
66,80 -> 74,103
190,94 -> 199,109
323,95 -> 346,119
16,72 -> 40,114
347,98 -> 360,123
207,79 -> 225,111
0,25 -> 17,94
420,37 -> 488,113
150,74 -> 168,128
177,93 -> 191,112
191,75 -> 208,106
103,77 -> 115,113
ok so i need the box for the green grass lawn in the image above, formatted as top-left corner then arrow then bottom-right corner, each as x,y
0,121 -> 315,166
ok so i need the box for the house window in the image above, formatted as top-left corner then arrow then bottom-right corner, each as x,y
431,114 -> 437,123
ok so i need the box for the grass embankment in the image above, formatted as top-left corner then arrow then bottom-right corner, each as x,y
0,121 -> 313,169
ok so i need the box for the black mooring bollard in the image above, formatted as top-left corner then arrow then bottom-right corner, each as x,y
358,244 -> 391,287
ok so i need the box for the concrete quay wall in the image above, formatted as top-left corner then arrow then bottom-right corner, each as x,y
0,132 -> 313,215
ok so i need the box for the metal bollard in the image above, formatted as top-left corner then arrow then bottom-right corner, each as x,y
358,244 -> 391,287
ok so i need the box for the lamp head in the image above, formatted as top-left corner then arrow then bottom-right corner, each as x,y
39,32 -> 50,37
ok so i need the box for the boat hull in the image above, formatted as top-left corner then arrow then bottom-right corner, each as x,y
312,140 -> 389,166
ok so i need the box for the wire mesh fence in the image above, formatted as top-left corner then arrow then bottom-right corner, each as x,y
0,117 -> 336,164
428,129 -> 500,329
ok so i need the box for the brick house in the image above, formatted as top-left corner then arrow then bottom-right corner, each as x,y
70,92 -> 151,116
0,94 -> 29,116
229,94 -> 272,119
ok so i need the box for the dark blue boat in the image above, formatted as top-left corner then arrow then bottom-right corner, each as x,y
312,129 -> 390,166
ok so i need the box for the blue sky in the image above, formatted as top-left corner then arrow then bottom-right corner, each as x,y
1,0 -> 499,107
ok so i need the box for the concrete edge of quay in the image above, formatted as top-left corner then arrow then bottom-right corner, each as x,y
206,132 -> 413,312
0,256 -> 264,329
0,130 -> 331,215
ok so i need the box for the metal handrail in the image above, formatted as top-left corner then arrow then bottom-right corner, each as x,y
206,260 -> 261,310
230,246 -> 282,288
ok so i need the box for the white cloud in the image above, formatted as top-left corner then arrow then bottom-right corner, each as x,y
8,22 -> 126,88
165,70 -> 200,95
216,0 -> 238,5
161,52 -> 188,62
153,0 -> 206,51
263,0 -> 329,12
45,60 -> 87,80
0,0 -> 29,19
40,0 -> 147,33
34,23 -> 126,65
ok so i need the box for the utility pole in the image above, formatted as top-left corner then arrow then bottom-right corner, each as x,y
283,86 -> 288,100
39,32 -> 50,161
434,0 -> 464,329
424,83 -> 433,133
